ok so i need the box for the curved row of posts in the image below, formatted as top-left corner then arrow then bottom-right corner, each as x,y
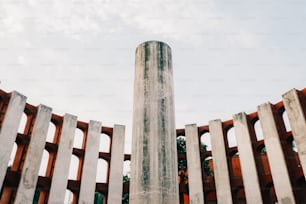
0,87 -> 305,203
178,87 -> 306,204
0,89 -> 126,204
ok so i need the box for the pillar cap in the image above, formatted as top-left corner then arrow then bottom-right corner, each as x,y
136,41 -> 171,52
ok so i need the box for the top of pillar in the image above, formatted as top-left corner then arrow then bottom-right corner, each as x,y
136,41 -> 171,52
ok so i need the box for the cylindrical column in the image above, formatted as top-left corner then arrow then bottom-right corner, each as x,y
130,41 -> 179,204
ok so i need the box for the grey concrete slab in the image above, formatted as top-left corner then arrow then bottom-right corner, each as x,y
233,112 -> 263,204
185,124 -> 205,204
15,104 -> 52,204
209,119 -> 233,204
107,124 -> 126,204
78,120 -> 101,204
283,89 -> 306,178
48,114 -> 77,204
0,91 -> 26,190
258,103 -> 295,204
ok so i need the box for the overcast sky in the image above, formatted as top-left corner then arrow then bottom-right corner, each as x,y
1,0 -> 305,153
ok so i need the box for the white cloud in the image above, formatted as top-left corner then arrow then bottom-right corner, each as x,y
0,0 -> 257,47
103,0 -> 257,46
17,55 -> 28,65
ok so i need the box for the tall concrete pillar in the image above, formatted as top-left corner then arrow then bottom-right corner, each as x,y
130,41 -> 179,204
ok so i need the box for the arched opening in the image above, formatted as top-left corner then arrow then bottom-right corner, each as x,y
176,135 -> 189,204
203,156 -> 215,203
8,143 -> 17,168
122,173 -> 130,204
291,140 -> 298,152
122,160 -> 131,204
227,127 -> 236,148
205,156 -> 213,163
177,135 -> 187,173
96,159 -> 108,183
64,189 -> 73,204
282,111 -> 291,132
73,128 -> 84,149
99,133 -> 111,153
281,110 -> 298,156
18,113 -> 27,134
203,156 -> 213,177
68,155 -> 79,180
254,119 -> 264,141
46,122 -> 56,143
123,160 -> 131,176
200,132 -> 214,184
226,125 -> 242,185
177,135 -> 186,154
200,132 -> 211,151
39,150 -> 49,176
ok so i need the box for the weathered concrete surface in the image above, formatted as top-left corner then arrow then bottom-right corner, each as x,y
15,104 -> 52,204
0,91 -> 26,190
283,89 -> 306,178
78,120 -> 101,204
209,119 -> 233,204
258,103 -> 296,204
48,114 -> 77,204
130,41 -> 179,204
233,112 -> 263,204
185,124 -> 205,204
107,124 -> 126,204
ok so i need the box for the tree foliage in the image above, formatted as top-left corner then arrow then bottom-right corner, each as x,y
177,137 -> 211,175
122,175 -> 130,204
94,192 -> 103,204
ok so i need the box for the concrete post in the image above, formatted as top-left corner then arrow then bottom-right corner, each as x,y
258,103 -> 296,204
282,89 -> 306,178
0,91 -> 26,190
78,120 -> 101,204
107,124 -> 126,204
48,114 -> 77,204
130,41 -> 179,204
15,104 -> 52,204
233,112 -> 263,204
209,119 -> 233,204
185,124 -> 205,204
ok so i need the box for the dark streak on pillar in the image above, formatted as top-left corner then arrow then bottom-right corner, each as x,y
158,43 -> 169,199
142,42 -> 150,190
158,42 -> 164,83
